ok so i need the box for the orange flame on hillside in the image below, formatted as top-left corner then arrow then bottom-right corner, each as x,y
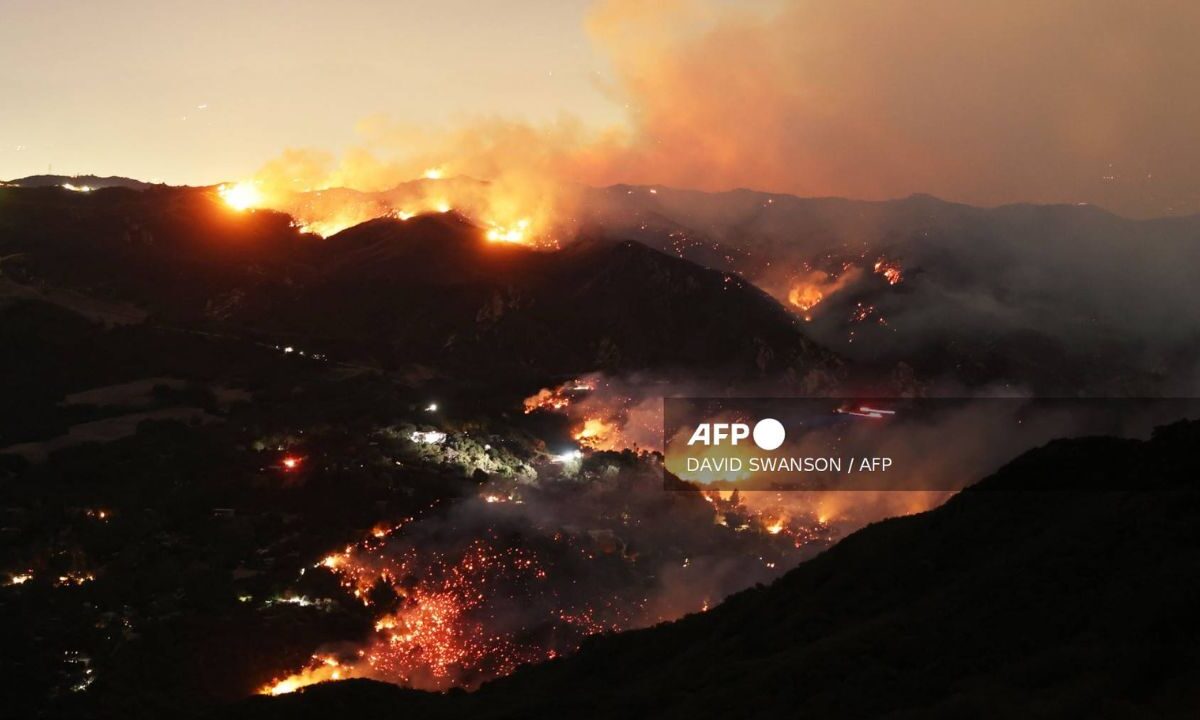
262,655 -> 347,695
572,417 -> 616,449
523,379 -> 596,414
218,181 -> 263,211
787,267 -> 862,319
221,139 -> 578,248
874,257 -> 904,285
261,533 -> 630,695
522,376 -> 660,452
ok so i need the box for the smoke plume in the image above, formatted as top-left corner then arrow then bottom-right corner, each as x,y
250,0 -> 1200,219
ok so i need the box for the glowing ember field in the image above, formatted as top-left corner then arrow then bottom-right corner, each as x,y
260,483 -> 840,697
247,379 -> 862,697
252,375 -> 941,697
264,535 -> 586,694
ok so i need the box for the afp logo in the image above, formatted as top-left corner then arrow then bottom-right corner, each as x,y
686,418 -> 786,451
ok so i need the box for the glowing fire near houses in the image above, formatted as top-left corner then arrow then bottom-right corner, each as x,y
262,535 -> 591,694
259,504 -> 657,697
522,375 -> 660,452
256,403 -> 854,697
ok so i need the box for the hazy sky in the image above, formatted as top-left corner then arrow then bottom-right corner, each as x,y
3,0 -> 1197,217
0,0 -> 617,183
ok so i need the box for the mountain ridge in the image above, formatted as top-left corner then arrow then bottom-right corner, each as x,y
0,186 -> 840,386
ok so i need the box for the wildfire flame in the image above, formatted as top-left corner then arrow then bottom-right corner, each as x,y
786,258 -> 901,321
850,302 -> 876,323
572,417 -> 615,448
218,181 -> 263,211
222,157 -> 571,247
523,379 -> 595,414
262,655 -> 346,695
258,474 -> 848,697
786,267 -> 861,320
485,218 -> 532,244
873,257 -> 903,285
787,283 -> 825,314
522,376 -> 661,452
264,535 -> 620,695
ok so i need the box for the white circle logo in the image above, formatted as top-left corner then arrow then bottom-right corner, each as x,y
752,418 -> 786,450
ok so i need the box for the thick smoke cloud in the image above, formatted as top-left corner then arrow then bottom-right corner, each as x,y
582,0 -> 1200,218
253,1 -> 1200,219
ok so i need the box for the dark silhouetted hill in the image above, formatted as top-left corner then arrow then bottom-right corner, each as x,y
233,214 -> 837,381
0,187 -> 838,385
6,174 -> 159,191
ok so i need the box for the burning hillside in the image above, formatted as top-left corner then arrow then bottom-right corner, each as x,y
216,171 -> 571,248
785,257 -> 903,321
257,445 -> 841,695
264,536 -> 570,693
787,266 -> 864,320
523,375 -> 661,452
